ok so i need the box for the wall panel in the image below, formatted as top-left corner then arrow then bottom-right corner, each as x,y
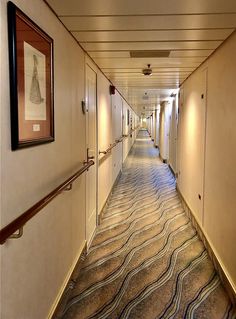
177,31 -> 236,289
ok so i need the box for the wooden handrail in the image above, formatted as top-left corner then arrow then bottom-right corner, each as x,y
0,160 -> 95,245
99,142 -> 117,155
98,126 -> 140,159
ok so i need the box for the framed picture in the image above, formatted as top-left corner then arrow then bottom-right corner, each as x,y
8,1 -> 54,150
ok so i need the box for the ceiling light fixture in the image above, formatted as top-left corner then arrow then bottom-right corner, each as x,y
142,64 -> 152,76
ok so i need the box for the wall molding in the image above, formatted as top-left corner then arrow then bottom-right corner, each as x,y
168,164 -> 176,177
159,153 -> 167,164
49,241 -> 87,319
177,186 -> 236,306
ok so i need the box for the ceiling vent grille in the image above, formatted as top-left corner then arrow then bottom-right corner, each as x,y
130,50 -> 170,58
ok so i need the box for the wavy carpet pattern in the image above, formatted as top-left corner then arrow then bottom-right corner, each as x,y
63,130 -> 235,319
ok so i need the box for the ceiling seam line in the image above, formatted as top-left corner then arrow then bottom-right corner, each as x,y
70,28 -> 236,32
58,12 -> 236,17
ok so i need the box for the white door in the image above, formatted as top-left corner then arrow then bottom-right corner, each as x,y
85,65 -> 97,245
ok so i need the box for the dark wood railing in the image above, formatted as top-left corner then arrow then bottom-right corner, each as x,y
1,126 -> 140,244
98,127 -> 140,156
0,160 -> 95,245
99,142 -> 117,155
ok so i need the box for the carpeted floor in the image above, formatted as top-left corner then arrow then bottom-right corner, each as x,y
62,130 -> 235,319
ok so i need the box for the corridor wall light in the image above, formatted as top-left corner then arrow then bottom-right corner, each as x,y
142,64 -> 152,76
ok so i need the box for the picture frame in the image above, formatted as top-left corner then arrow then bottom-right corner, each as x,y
8,1 -> 54,150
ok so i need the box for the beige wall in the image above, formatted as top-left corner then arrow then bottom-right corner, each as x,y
86,57 -> 136,215
111,92 -> 123,184
177,70 -> 207,224
1,0 -> 87,318
168,97 -> 178,173
97,72 -> 126,214
141,117 -> 147,128
159,101 -> 171,161
122,101 -> 134,162
97,71 -> 113,214
177,31 -> 236,290
154,108 -> 160,147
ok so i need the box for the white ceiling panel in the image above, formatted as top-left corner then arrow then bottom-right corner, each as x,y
81,41 -> 222,51
89,50 -> 213,58
107,74 -> 189,79
88,51 -> 131,58
93,57 -> 204,69
45,0 -> 236,114
47,0 -> 236,15
73,29 -> 233,42
169,50 -> 213,57
114,78 -> 182,83
119,85 -> 179,89
60,14 -> 236,31
103,68 -> 195,72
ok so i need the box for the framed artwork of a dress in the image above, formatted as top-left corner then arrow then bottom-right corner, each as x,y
8,1 -> 54,150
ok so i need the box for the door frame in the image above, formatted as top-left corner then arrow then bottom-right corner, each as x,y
85,63 -> 98,246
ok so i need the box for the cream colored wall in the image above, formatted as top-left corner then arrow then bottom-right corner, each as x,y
159,101 -> 171,161
141,117 -> 147,128
96,70 -> 134,214
122,101 -> 133,162
169,97 -> 178,173
0,1 -> 87,318
97,71 -> 113,214
177,31 -> 236,290
134,114 -> 140,139
177,70 -> 207,224
111,92 -> 123,184
155,108 -> 160,147
159,105 -> 165,159
146,117 -> 151,134
83,58 -> 138,215
203,33 -> 236,288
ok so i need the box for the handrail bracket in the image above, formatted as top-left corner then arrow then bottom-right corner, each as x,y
9,227 -> 24,240
64,183 -> 73,191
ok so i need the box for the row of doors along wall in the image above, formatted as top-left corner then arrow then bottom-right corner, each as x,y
85,65 -> 136,245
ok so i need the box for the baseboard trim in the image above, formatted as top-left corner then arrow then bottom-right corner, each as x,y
168,164 -> 176,177
87,226 -> 96,250
49,241 -> 87,319
159,153 -> 167,164
177,186 -> 236,305
98,170 -> 122,224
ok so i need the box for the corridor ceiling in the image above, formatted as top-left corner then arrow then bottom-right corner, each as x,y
45,0 -> 236,115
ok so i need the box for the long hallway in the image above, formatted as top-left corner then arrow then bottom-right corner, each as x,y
61,131 -> 234,319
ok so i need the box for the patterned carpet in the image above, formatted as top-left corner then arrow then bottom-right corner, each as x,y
62,130 -> 235,319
